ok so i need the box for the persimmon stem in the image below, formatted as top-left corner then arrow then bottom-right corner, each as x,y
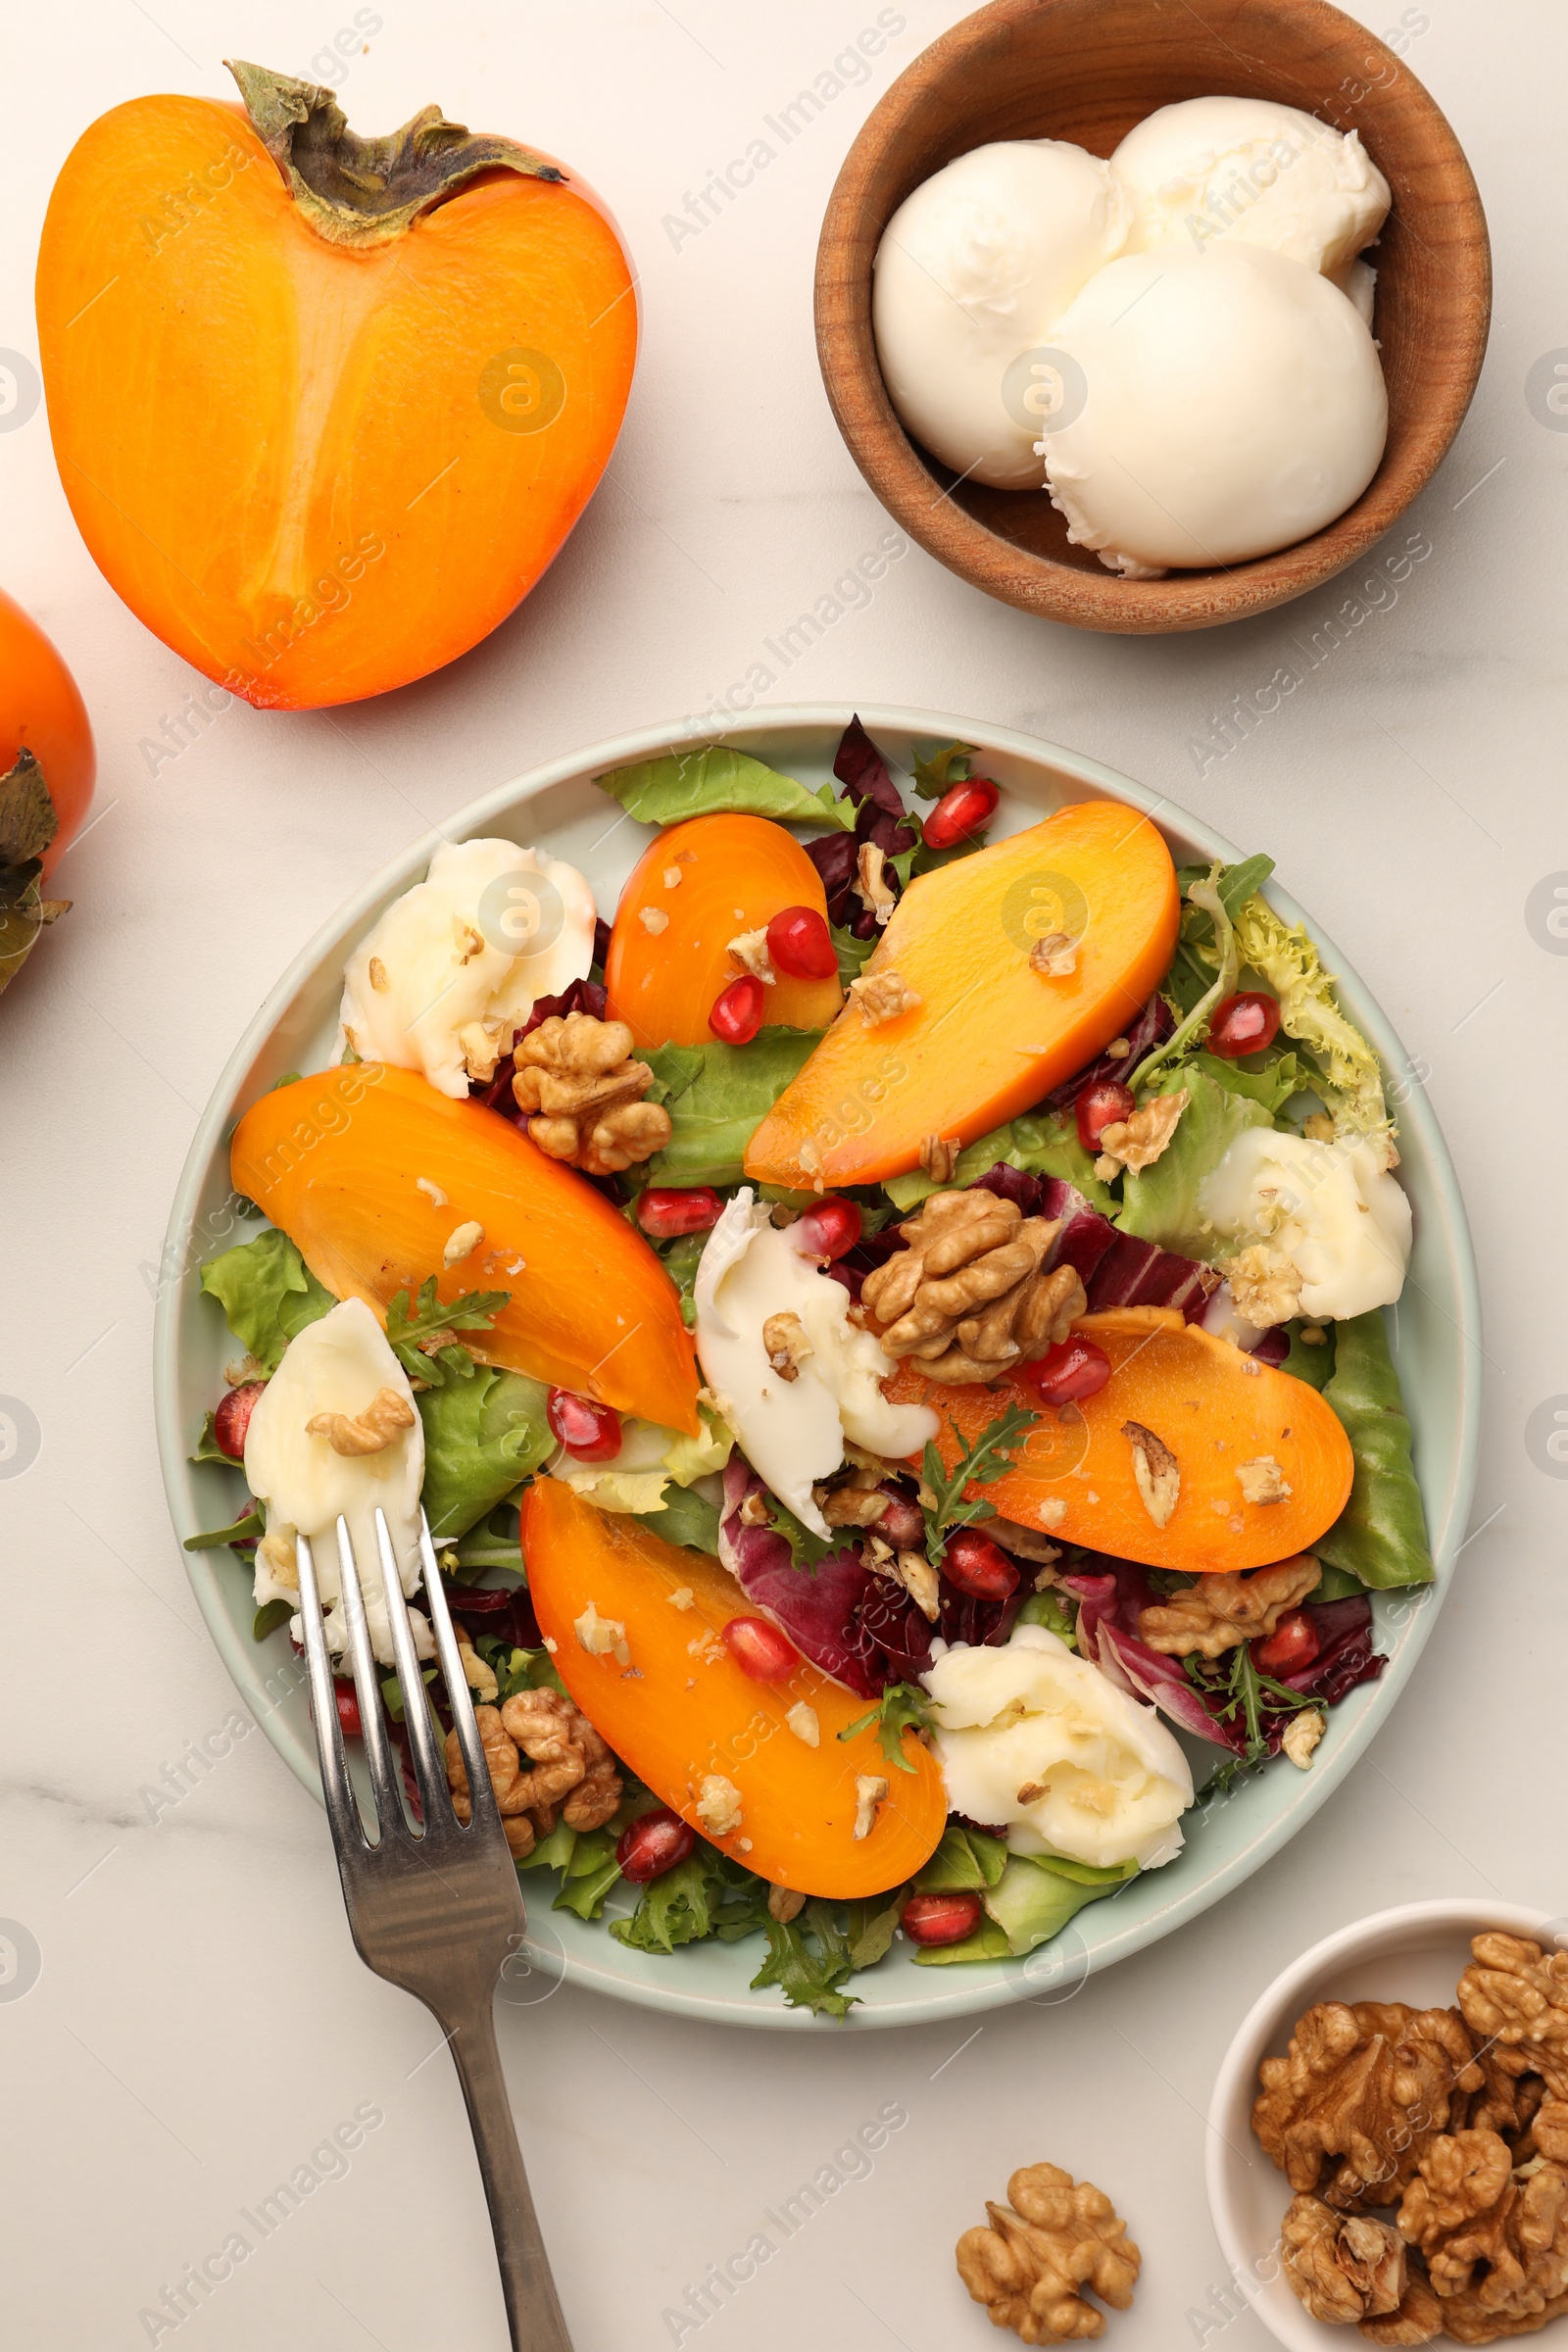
224,61 -> 564,248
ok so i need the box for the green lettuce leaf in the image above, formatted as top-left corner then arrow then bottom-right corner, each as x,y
750,1902 -> 858,2019
1279,1319 -> 1337,1392
610,1845 -> 765,1954
831,922 -> 877,984
552,1829 -> 622,1921
1315,1310 -> 1435,1589
913,1825 -> 1009,1892
1210,889 -> 1391,1141
199,1229 -> 334,1372
633,1483 -> 721,1555
189,1410 -> 230,1465
910,740 -> 975,801
644,1027 -> 825,1189
1015,1589 -> 1079,1648
909,1917 -> 1012,1965
596,746 -> 854,832
1115,1066 -> 1272,1259
885,1107 -> 1112,1214
912,1852 -> 1131,1964
416,1367 -> 553,1543
551,1411 -> 730,1517
842,1889 -> 906,1971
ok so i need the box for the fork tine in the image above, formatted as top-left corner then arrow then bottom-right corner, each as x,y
416,1512 -> 504,1836
295,1532 -> 367,1851
334,1516 -> 406,1837
372,1505 -> 449,1820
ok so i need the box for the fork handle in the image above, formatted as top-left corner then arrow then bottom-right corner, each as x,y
446,2000 -> 574,2351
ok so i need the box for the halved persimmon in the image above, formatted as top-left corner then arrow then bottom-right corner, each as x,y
523,1481 -> 947,1896
230,1063 -> 699,1431
36,67 -> 637,710
744,802 -> 1179,1189
883,1308 -> 1353,1574
605,812 -> 842,1048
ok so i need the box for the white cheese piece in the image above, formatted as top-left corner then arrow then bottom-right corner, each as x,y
336,837 -> 597,1099
872,138 -> 1130,489
1200,1127 -> 1412,1321
1113,96 -> 1390,279
1041,244 -> 1388,575
694,1191 -> 938,1538
921,1624 -> 1194,1871
244,1298 -> 431,1668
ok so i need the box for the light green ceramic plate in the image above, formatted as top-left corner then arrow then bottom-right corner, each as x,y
152,706 -> 1480,2030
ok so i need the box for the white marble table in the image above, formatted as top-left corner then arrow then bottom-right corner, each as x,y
2,3 -> 1562,2345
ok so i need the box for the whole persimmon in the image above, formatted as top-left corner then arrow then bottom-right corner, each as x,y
0,586 -> 93,993
35,64 -> 637,710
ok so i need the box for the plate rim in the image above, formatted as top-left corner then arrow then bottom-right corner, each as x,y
152,702 -> 1482,2030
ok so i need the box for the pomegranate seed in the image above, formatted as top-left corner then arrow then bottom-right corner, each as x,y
922,778 -> 1000,851
1019,1337 -> 1112,1407
1252,1609 -> 1321,1677
214,1379 -> 267,1461
941,1528 -> 1019,1601
874,1490 -> 926,1548
546,1389 -> 622,1461
790,1197 -> 862,1261
721,1615 -> 800,1682
616,1807 -> 695,1884
1076,1079 -> 1135,1151
710,973 -> 765,1044
333,1681 -> 363,1740
637,1186 -> 723,1239
1207,991 -> 1281,1058
765,904 -> 837,979
903,1889 -> 984,1946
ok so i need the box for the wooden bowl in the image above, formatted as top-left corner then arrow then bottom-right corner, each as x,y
815,0 -> 1491,634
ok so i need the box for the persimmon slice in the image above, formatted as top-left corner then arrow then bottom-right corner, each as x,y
744,802 -> 1180,1189
522,1481 -> 947,1897
884,1308 -> 1354,1574
605,813 -> 842,1048
229,1063 -> 699,1432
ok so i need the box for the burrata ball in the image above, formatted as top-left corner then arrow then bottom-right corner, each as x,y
871,138 -> 1130,488
1113,95 -> 1390,280
1040,243 -> 1388,574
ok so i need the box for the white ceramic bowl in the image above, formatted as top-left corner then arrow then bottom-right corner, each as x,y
153,705 -> 1480,2029
1206,1899 -> 1567,2350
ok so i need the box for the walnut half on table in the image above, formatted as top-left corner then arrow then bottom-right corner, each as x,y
956,2161 -> 1140,2344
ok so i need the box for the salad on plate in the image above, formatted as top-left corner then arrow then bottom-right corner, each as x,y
185,716 -> 1433,2019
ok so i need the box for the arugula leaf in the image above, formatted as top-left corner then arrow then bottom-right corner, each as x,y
910,740 -> 974,801
765,1494 -> 837,1572
839,1682 -> 934,1773
184,1504 -> 264,1551
1184,1640 -> 1308,1769
484,1641 -> 570,1703
253,1597 -> 292,1641
644,1027 -> 825,1190
199,1228 -> 334,1373
384,1277 -> 511,1389
750,1902 -> 858,2020
417,1366 -> 552,1542
654,1228 -> 708,1330
596,746 -> 855,833
921,1404 -> 1041,1567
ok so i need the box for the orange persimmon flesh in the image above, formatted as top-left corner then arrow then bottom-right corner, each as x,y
605,812 -> 842,1048
884,1308 -> 1353,1575
523,1482 -> 946,1896
37,96 -> 636,709
744,802 -> 1179,1189
230,1064 -> 698,1432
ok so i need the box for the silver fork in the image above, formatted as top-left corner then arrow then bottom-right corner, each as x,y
295,1507 -> 572,2352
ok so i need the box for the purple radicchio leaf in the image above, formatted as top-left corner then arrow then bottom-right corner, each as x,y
1044,994 -> 1174,1115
